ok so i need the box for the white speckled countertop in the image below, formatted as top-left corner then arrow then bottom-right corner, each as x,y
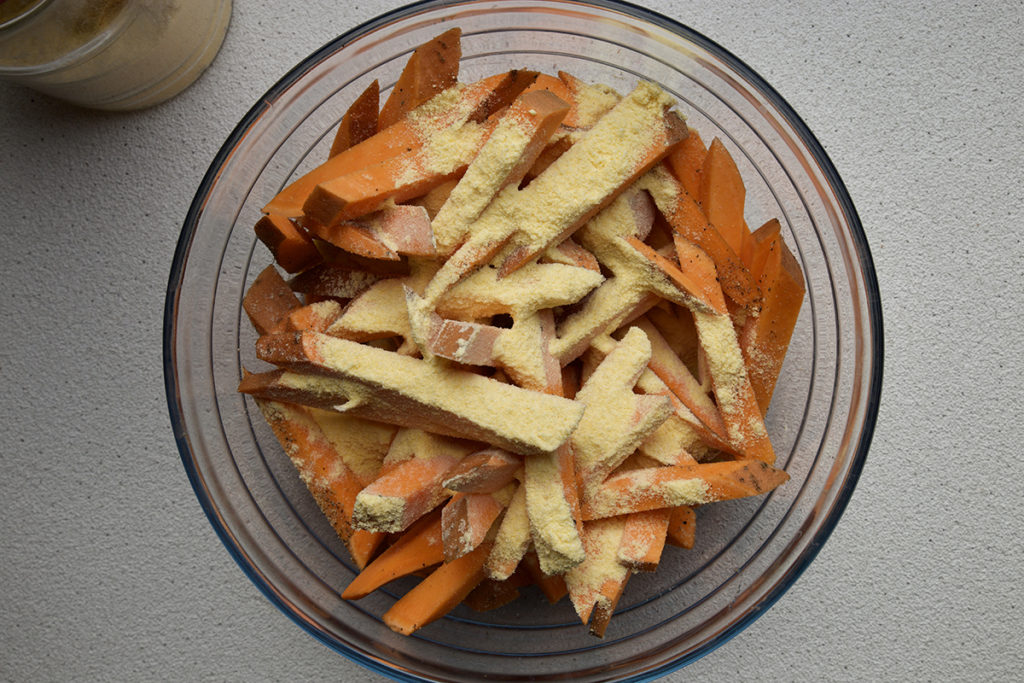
1,1 -> 1021,680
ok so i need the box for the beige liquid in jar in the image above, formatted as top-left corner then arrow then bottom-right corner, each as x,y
0,0 -> 232,110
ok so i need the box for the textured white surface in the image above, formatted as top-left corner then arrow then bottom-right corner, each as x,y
1,1 -> 1022,681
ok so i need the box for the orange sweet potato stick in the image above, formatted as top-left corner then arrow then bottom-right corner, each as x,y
484,483 -> 531,580
287,263 -> 388,301
303,117 -> 499,226
564,517 -> 631,637
666,126 -> 707,200
352,450 -> 465,533
252,397 -> 386,568
378,28 -> 461,129
342,509 -> 444,600
544,236 -> 601,273
442,448 -> 521,494
304,219 -> 401,262
570,327 -> 673,499
639,165 -> 761,312
617,508 -> 671,572
581,460 -> 789,520
282,300 -> 343,333
242,265 -> 302,334
441,490 -> 507,561
740,219 -> 806,414
263,70 -> 537,218
674,239 -> 776,463
665,505 -> 697,549
241,333 -> 585,457
521,550 -> 569,604
253,215 -> 322,274
632,316 -> 728,441
329,79 -> 380,158
382,541 -> 491,636
700,138 -> 755,263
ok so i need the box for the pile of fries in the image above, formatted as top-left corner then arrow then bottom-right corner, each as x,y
239,28 -> 805,637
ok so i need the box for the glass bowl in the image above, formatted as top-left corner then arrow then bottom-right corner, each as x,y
164,1 -> 883,680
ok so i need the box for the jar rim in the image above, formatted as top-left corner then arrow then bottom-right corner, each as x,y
0,0 -> 53,31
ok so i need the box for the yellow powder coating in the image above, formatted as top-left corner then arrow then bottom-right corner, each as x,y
485,483 -> 530,581
692,307 -> 770,451
406,84 -> 467,129
583,469 -> 710,519
552,186 -> 719,363
637,416 -> 699,467
571,328 -> 673,496
277,332 -> 584,456
570,81 -> 621,128
382,429 -> 475,468
431,113 -> 533,254
415,81 -> 674,310
637,165 -> 681,216
492,314 -> 551,391
504,81 -> 674,248
352,493 -> 407,533
608,338 -> 706,432
422,121 -> 489,176
441,262 -> 603,319
563,517 -> 629,625
307,407 -> 395,485
328,278 -> 411,340
397,121 -> 489,187
525,449 -> 586,575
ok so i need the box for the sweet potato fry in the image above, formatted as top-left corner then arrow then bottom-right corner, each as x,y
700,137 -> 755,262
329,79 -> 380,158
666,126 -> 707,200
287,263 -> 388,301
382,541 -> 491,635
665,505 -> 697,549
740,219 -> 806,414
253,215 -> 322,274
353,449 -> 465,533
242,265 -> 302,335
617,509 -> 671,572
581,460 -> 789,520
303,118 -> 496,226
485,483 -> 531,580
442,490 -> 507,561
564,517 -> 630,637
283,300 -> 343,333
244,331 -> 585,456
304,219 -> 401,262
442,448 -> 521,493
543,236 -> 601,272
378,28 -> 461,129
264,71 -> 536,218
342,509 -> 444,600
640,165 -> 761,312
672,239 -> 775,463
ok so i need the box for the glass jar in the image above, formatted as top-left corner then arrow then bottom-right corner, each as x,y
0,0 -> 231,110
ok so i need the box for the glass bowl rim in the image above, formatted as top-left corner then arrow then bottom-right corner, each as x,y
163,0 -> 884,679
